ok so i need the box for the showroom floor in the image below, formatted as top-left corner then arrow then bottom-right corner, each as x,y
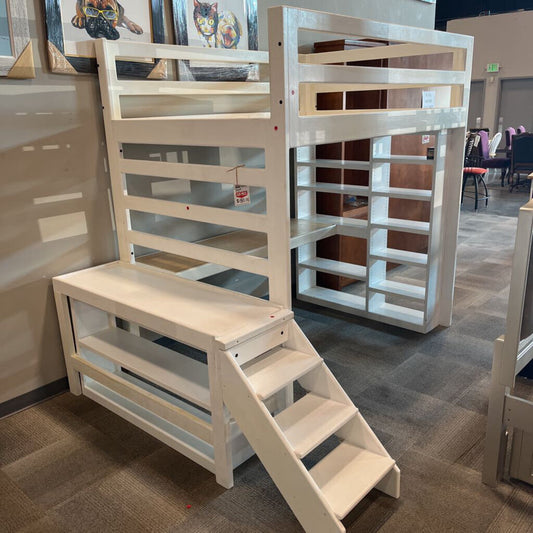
1,185 -> 532,533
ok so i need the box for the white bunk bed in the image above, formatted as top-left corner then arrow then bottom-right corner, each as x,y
483,199 -> 533,487
53,7 -> 473,532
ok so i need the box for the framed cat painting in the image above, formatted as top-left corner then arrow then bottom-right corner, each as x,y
172,0 -> 258,81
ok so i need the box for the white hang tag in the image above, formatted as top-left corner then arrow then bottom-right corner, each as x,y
234,185 -> 250,206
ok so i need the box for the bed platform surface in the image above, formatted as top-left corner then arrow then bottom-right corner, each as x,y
53,262 -> 291,350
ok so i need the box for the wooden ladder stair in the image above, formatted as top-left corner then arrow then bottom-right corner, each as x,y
219,320 -> 400,533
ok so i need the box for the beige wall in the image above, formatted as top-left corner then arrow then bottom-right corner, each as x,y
448,11 -> 533,133
0,1 -> 117,403
0,0 -> 435,405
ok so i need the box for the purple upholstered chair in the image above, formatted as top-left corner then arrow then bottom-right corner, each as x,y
478,130 -> 510,187
517,125 -> 526,134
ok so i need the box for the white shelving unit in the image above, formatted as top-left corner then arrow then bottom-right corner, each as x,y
296,130 -> 455,332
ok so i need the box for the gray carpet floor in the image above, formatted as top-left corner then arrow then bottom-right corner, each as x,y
1,186 -> 533,532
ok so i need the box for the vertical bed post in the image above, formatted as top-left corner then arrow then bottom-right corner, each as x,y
438,42 -> 473,327
94,39 -> 133,265
266,6 -> 297,309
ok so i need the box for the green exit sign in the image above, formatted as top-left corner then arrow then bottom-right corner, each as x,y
487,63 -> 500,73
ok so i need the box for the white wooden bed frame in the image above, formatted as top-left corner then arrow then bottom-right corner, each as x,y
53,7 -> 473,532
483,199 -> 533,487
94,6 -> 473,332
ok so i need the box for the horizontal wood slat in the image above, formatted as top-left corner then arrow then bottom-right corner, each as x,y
72,354 -> 213,443
300,42 -> 463,65
120,159 -> 267,187
115,81 -> 270,96
125,195 -> 268,233
295,108 -> 466,146
104,40 -> 269,63
128,230 -> 270,277
113,115 -> 269,148
298,63 -> 465,87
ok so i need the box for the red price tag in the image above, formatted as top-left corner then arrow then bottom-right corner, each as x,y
234,185 -> 250,206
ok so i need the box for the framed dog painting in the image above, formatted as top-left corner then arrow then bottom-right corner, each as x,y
172,0 -> 258,81
44,0 -> 165,77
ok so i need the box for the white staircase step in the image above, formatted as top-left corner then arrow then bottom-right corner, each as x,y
243,348 -> 322,401
310,443 -> 395,519
275,393 -> 357,459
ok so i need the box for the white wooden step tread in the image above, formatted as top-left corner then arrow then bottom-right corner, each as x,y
274,393 -> 356,459
310,443 -> 395,519
78,327 -> 211,410
243,348 -> 322,400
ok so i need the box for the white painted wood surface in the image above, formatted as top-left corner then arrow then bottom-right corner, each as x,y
274,394 -> 356,458
53,262 -> 290,351
78,327 -> 211,409
309,443 -> 395,519
243,347 -> 322,400
220,318 -> 399,532
83,378 -> 217,473
91,7 -> 472,332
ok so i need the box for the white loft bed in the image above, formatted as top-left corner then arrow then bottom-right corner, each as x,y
53,8 -> 473,532
95,6 -> 473,333
483,199 -> 533,487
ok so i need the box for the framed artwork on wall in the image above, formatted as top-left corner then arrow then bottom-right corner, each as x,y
44,0 -> 166,77
0,0 -> 35,78
172,0 -> 258,81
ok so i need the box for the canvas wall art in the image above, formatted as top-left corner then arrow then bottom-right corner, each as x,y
172,0 -> 258,81
44,0 -> 165,77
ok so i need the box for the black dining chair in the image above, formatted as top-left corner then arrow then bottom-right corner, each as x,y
509,133 -> 533,192
462,133 -> 489,210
